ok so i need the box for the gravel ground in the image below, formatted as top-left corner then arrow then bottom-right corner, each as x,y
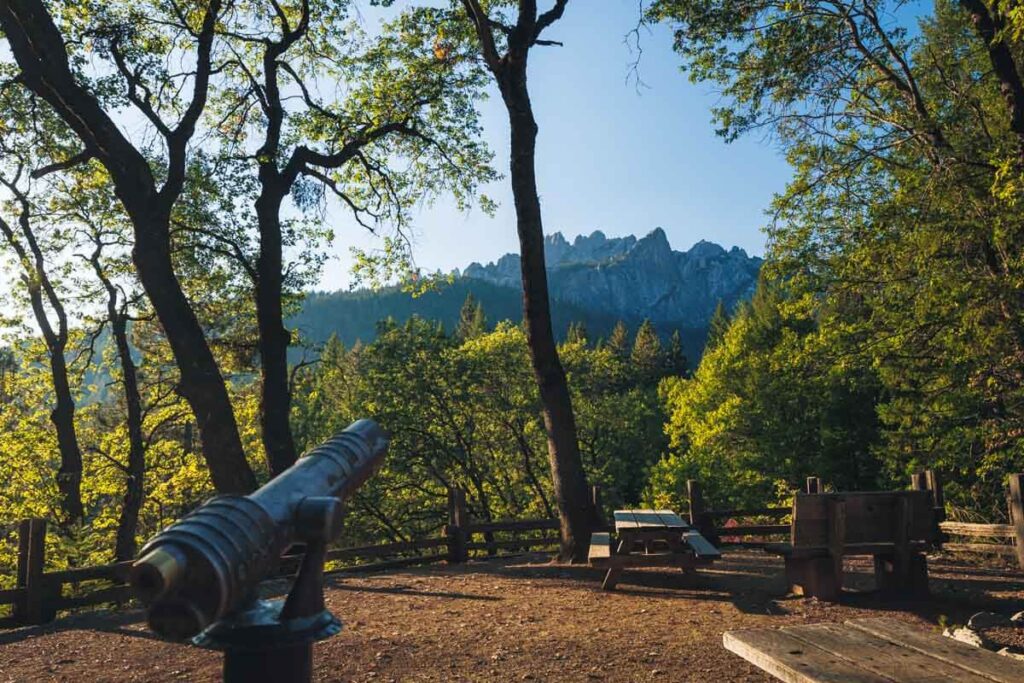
1,549 -> 1022,682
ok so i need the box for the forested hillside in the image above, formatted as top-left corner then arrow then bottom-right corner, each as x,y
293,278 -> 708,356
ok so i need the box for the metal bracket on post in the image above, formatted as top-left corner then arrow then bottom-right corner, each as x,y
193,497 -> 344,683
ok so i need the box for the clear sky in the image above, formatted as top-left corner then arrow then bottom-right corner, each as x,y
321,0 -> 793,290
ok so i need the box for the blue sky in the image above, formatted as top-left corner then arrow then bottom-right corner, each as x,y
322,0 -> 793,289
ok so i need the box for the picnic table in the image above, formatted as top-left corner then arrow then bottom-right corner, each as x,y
588,509 -> 721,590
724,617 -> 1024,682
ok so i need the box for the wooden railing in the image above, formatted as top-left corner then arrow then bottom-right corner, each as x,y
0,487 -> 578,630
938,473 -> 1024,569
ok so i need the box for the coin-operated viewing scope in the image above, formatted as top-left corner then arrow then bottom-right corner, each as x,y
129,419 -> 389,683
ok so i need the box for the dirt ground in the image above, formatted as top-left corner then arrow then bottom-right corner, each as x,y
1,549 -> 1022,682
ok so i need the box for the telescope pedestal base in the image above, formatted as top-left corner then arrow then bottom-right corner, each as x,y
224,641 -> 312,683
193,598 -> 341,683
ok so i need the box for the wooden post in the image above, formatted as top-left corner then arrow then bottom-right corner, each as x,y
1008,474 -> 1024,571
14,518 -> 48,625
910,471 -> 927,491
925,470 -> 944,515
686,480 -> 717,543
446,488 -> 468,564
805,477 -> 821,494
924,470 -> 945,548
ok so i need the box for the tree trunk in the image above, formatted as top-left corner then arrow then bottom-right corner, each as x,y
110,313 -> 145,561
498,62 -> 592,563
132,221 -> 257,493
47,351 -> 84,524
255,186 -> 298,475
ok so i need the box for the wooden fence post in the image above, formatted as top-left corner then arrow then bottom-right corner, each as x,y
910,472 -> 927,491
686,480 -> 716,542
924,470 -> 944,516
13,518 -> 49,625
806,477 -> 821,494
446,488 -> 468,564
1008,474 -> 1024,571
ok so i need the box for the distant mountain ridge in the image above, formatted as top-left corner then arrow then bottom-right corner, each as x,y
292,229 -> 761,360
458,228 -> 761,327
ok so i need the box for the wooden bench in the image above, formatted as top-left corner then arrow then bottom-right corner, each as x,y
765,491 -> 937,601
724,617 -> 1024,682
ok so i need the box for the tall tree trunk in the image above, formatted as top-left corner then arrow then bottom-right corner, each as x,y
133,220 -> 257,493
110,312 -> 146,560
46,347 -> 84,524
498,62 -> 592,563
255,186 -> 298,475
89,246 -> 148,561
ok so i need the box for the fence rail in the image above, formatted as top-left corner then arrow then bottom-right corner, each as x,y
0,487 -> 577,630
5,473 -> 1024,630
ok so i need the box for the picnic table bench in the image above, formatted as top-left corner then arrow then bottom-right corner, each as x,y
724,617 -> 1024,682
765,491 -> 938,601
588,509 -> 721,590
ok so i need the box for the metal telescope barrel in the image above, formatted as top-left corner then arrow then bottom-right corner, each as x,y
129,419 -> 389,641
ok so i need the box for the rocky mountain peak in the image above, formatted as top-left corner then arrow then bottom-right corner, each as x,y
458,228 -> 761,327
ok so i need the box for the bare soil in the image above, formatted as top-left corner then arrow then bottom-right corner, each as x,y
1,549 -> 1022,682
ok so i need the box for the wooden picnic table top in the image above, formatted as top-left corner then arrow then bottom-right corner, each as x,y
723,616 -> 1024,683
613,509 -> 690,532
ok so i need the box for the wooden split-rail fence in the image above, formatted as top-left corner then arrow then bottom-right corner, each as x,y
0,486 -> 575,629
3,474 -> 1023,629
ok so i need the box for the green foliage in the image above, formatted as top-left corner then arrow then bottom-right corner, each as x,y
651,0 -> 1024,515
291,304 -> 678,540
647,280 -> 884,512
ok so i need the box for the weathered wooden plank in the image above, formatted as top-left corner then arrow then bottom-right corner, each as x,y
939,522 -> 1016,538
707,507 -> 790,518
465,519 -> 559,534
792,492 -> 935,548
847,617 -> 1024,683
588,532 -> 611,560
325,554 -> 446,575
0,587 -> 25,605
717,524 -> 791,536
683,531 -> 721,559
613,510 -> 641,530
943,542 -> 1017,557
723,628 -> 893,683
49,561 -> 133,584
785,622 -> 992,683
326,537 -> 447,561
50,584 -> 133,610
464,537 -> 558,552
651,510 -> 689,528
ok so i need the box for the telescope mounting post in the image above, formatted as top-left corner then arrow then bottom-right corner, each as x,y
192,497 -> 344,683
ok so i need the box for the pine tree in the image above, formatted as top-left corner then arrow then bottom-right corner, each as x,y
665,330 -> 688,377
606,320 -> 630,357
631,319 -> 663,381
706,300 -> 730,351
566,321 -> 589,345
456,293 -> 487,340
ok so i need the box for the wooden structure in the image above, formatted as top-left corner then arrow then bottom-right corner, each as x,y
765,491 -> 938,601
940,472 -> 1024,570
0,487 -> 567,629
588,509 -> 721,590
724,617 -> 1024,682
